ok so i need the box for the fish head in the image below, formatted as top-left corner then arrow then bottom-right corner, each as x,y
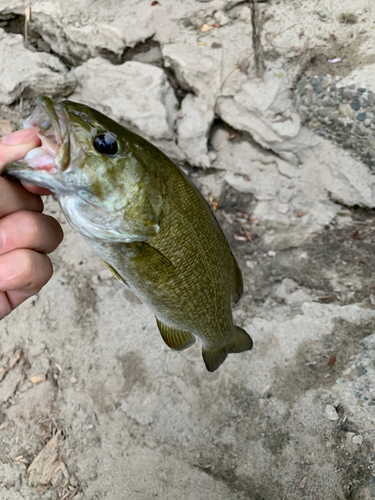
4,96 -> 164,242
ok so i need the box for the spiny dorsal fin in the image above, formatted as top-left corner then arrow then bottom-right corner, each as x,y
156,318 -> 196,351
232,256 -> 244,304
202,326 -> 253,372
102,260 -> 129,287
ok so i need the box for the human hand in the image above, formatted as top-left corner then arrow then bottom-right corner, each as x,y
0,128 -> 63,319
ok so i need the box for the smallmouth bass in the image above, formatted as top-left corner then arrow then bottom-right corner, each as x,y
3,96 -> 252,372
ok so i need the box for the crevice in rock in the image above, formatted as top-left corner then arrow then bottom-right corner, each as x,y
0,13 -> 75,70
223,0 -> 260,12
209,116 -> 288,164
163,66 -> 190,104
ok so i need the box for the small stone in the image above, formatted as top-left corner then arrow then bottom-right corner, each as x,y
354,123 -> 367,136
314,82 -> 323,93
30,373 -> 46,384
325,404 -> 339,421
351,99 -> 361,111
356,365 -> 367,376
352,435 -> 363,445
342,90 -> 355,101
356,112 -> 366,121
0,119 -> 13,136
318,107 -> 335,117
92,275 -> 100,285
339,104 -> 354,118
368,93 -> 375,103
98,268 -> 113,280
268,250 -> 276,257
299,476 -> 308,489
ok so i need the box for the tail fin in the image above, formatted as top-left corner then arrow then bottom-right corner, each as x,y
202,326 -> 253,372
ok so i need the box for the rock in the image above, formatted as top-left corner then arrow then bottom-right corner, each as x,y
351,99 -> 361,111
357,112 -> 367,121
325,404 -> 339,421
217,66 -> 302,165
71,58 -> 178,143
13,1 -> 155,64
0,119 -> 14,136
176,94 -> 214,167
0,29 -> 76,105
352,435 -> 363,445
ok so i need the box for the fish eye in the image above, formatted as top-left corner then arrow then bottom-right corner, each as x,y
94,134 -> 118,156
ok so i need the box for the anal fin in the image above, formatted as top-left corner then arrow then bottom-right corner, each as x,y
156,318 -> 195,351
202,326 -> 253,372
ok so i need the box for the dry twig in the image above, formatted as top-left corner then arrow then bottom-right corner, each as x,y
250,0 -> 265,79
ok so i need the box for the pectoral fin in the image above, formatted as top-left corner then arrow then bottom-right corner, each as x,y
156,318 -> 196,351
202,326 -> 253,372
102,260 -> 129,287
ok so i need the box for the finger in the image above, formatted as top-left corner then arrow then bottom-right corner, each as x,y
21,182 -> 52,196
0,128 -> 41,172
0,211 -> 64,256
0,249 -> 53,294
0,289 -> 42,319
0,292 -> 12,319
0,177 -> 43,217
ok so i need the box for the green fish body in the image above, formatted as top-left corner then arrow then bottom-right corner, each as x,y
4,96 -> 252,372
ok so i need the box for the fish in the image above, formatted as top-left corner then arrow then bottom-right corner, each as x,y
3,95 -> 253,372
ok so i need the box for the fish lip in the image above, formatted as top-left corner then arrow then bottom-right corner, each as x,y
23,95 -> 70,172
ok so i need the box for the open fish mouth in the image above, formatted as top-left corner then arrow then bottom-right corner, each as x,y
13,95 -> 70,175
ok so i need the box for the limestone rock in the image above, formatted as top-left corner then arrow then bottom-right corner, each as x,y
176,94 -> 214,167
0,29 -> 76,105
71,58 -> 178,142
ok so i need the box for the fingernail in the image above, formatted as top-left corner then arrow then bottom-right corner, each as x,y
1,128 -> 39,146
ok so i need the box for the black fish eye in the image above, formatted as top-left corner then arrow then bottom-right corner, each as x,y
94,134 -> 118,156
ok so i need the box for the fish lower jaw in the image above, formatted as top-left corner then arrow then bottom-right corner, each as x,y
23,148 -> 59,174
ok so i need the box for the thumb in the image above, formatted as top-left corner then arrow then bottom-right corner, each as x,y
0,128 -> 41,173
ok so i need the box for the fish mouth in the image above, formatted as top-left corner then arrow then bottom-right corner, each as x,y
4,95 -> 70,177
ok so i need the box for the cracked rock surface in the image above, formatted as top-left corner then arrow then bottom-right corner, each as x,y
1,0 -> 375,499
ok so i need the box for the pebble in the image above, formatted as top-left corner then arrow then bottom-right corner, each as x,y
351,99 -> 361,111
268,250 -> 276,257
356,365 -> 367,376
314,82 -> 323,93
338,104 -> 353,118
352,435 -> 363,445
325,404 -> 339,421
92,275 -> 100,285
342,90 -> 355,101
98,268 -> 113,280
357,112 -> 367,122
295,77 -> 375,171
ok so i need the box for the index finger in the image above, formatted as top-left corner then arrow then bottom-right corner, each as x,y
0,128 -> 52,196
0,128 -> 41,172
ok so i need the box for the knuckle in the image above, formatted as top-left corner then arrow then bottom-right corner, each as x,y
21,212 -> 41,241
19,250 -> 38,284
18,251 -> 53,292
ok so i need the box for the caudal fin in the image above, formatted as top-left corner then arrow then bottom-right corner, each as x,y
202,326 -> 253,372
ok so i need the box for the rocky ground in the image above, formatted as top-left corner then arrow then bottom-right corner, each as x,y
1,0 -> 375,499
